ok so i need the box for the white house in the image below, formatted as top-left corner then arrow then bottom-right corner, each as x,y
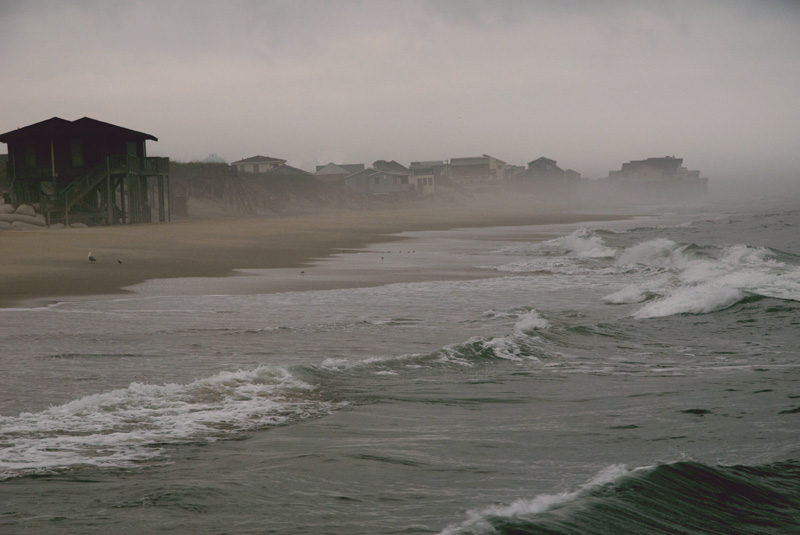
231,155 -> 287,174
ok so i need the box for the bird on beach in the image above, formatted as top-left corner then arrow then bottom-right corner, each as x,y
88,253 -> 97,263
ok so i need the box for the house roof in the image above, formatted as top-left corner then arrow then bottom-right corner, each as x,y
315,163 -> 352,175
346,168 -> 379,179
230,155 -> 287,165
410,160 -> 445,169
339,163 -> 365,174
263,164 -> 314,178
373,160 -> 409,173
450,156 -> 489,166
621,157 -> 683,175
0,116 -> 157,143
527,157 -> 558,167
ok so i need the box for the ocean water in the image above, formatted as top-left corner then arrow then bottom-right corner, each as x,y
1,199 -> 799,534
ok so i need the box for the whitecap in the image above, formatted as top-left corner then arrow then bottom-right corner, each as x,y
0,366 -> 334,480
437,464 -> 631,535
514,310 -> 551,332
554,228 -> 617,258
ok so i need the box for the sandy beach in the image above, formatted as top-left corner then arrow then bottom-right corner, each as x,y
0,197 -> 622,308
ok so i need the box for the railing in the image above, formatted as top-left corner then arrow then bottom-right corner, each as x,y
106,155 -> 169,175
58,156 -> 169,211
62,163 -> 108,211
142,156 -> 169,174
12,167 -> 54,181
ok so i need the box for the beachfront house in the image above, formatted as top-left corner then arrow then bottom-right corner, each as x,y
314,163 -> 364,183
344,167 -> 416,198
261,164 -> 316,188
408,161 -> 441,196
600,156 -> 709,203
230,155 -> 287,174
448,154 -> 511,191
372,160 -> 409,174
519,156 -> 579,203
0,116 -> 170,226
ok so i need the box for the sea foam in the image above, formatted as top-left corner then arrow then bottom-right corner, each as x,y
0,366 -> 333,479
438,464 -> 631,535
553,228 -> 617,258
604,239 -> 800,318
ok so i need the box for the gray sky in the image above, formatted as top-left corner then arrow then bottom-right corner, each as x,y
1,0 -> 799,184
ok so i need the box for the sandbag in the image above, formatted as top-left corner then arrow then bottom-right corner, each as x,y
0,213 -> 46,225
15,204 -> 36,216
11,220 -> 41,230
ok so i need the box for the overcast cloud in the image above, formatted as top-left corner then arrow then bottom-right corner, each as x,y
1,0 -> 799,187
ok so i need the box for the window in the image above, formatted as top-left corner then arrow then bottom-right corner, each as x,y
127,141 -> 137,156
25,143 -> 36,167
253,164 -> 260,173
71,138 -> 84,166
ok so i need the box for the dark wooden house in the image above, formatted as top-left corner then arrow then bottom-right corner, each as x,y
0,117 -> 170,225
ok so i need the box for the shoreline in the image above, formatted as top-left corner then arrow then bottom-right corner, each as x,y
0,198 -> 629,308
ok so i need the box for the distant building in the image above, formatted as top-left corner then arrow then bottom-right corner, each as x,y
373,160 -> 409,174
314,162 -> 364,183
448,154 -> 511,190
608,156 -> 695,183
524,157 -> 564,180
344,165 -> 428,198
410,160 -> 447,176
408,161 -> 444,196
595,156 -> 709,205
202,153 -> 227,164
519,157 -> 579,203
261,164 -> 315,187
0,116 -> 169,225
231,155 -> 286,174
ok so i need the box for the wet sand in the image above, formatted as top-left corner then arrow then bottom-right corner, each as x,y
0,198 -> 623,308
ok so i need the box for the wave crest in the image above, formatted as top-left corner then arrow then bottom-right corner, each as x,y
605,239 -> 800,318
0,366 -> 334,480
438,460 -> 800,535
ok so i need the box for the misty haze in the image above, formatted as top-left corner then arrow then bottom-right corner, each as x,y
1,2 -> 799,534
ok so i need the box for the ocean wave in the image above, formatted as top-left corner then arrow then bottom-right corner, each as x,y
1,318 -> 554,480
438,459 -> 800,535
491,228 -> 618,275
552,228 -> 618,258
314,335 -> 543,375
0,366 -> 338,480
605,239 -> 800,318
482,307 -> 551,332
514,310 -> 551,332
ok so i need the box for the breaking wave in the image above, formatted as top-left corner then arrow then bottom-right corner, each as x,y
438,459 -> 800,535
0,366 -> 337,480
0,310 -> 554,480
604,240 -> 800,318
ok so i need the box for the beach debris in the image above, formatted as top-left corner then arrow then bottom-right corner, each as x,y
88,253 -> 97,263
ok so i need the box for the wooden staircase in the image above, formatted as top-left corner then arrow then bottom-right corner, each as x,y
61,161 -> 110,215
52,156 -> 169,226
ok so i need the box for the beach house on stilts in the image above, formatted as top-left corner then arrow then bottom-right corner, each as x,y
0,117 -> 170,226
